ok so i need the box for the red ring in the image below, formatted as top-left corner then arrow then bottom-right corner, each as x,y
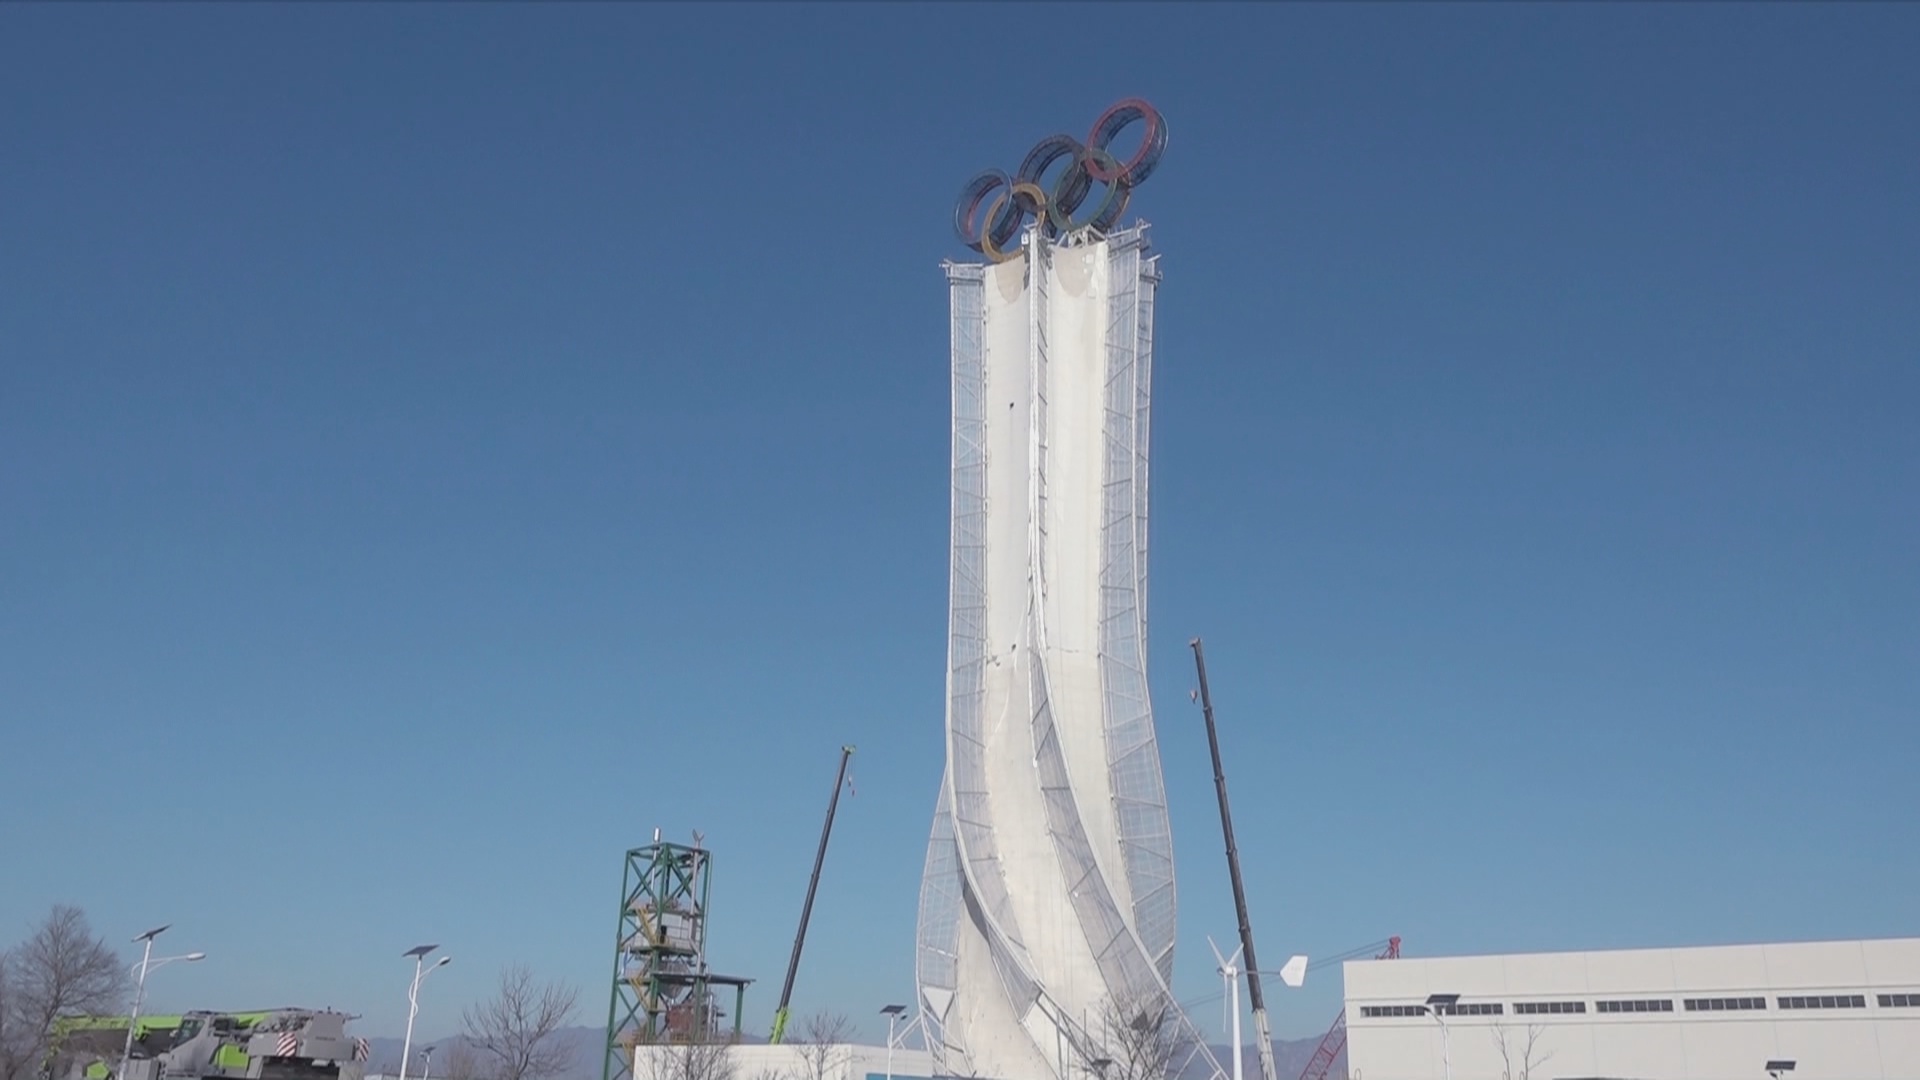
1084,98 -> 1164,185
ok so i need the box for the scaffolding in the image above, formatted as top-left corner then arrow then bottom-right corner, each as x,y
601,837 -> 752,1080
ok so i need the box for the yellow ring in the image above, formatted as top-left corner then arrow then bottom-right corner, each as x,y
980,182 -> 1048,263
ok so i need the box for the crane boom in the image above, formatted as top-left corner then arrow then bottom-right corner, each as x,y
1190,639 -> 1279,1080
768,744 -> 855,1045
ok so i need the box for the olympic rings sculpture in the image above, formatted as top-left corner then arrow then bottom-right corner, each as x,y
953,98 -> 1168,263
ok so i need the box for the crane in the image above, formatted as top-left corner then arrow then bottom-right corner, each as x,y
1190,638 -> 1280,1080
768,744 -> 856,1045
1297,937 -> 1402,1080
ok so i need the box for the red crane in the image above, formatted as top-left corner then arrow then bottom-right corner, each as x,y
1297,937 -> 1401,1080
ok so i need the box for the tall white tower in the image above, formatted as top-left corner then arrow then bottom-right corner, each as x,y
915,222 -> 1193,1080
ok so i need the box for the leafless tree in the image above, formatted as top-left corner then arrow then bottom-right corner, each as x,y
1086,992 -> 1188,1080
441,1042 -> 482,1080
790,1012 -> 852,1080
0,952 -> 18,1080
460,966 -> 579,1080
635,1040 -> 738,1080
0,906 -> 129,1080
1488,1022 -> 1552,1080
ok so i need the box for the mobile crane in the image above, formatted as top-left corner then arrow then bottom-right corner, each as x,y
1190,638 -> 1282,1080
767,744 -> 856,1045
46,1009 -> 368,1080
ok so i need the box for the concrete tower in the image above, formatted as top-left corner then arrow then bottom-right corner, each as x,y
915,223 -> 1191,1080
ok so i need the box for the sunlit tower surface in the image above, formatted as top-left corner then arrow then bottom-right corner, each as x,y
601,838 -> 752,1080
915,96 -> 1213,1080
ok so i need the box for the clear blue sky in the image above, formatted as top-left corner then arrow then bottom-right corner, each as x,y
3,1 -> 1915,1049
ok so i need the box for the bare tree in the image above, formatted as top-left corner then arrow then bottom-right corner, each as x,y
635,1040 -> 738,1080
0,906 -> 129,1080
1488,1022 -> 1552,1080
460,966 -> 579,1080
0,952 -> 18,1080
441,1043 -> 482,1080
1086,993 -> 1188,1080
790,1013 -> 851,1080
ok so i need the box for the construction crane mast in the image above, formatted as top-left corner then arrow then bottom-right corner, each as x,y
1190,639 -> 1279,1080
768,744 -> 855,1045
1297,937 -> 1402,1080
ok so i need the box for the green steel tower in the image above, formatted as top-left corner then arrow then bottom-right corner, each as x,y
601,837 -> 752,1080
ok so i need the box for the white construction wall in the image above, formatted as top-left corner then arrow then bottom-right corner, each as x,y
632,1043 -> 934,1080
1344,937 -> 1920,1080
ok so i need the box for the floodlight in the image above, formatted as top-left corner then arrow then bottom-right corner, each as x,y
880,1004 -> 909,1080
1426,994 -> 1459,1080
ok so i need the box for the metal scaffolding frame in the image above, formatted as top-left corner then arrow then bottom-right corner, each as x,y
601,839 -> 752,1080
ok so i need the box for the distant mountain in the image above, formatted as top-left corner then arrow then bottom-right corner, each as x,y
1210,1036 -> 1337,1080
358,1026 -> 605,1080
1175,1037 -> 1330,1080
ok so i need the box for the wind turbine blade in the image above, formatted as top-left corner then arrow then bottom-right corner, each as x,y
1280,954 -> 1309,988
1208,936 -> 1228,969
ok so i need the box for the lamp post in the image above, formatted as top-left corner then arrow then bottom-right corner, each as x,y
880,1005 -> 906,1080
399,946 -> 451,1080
1425,995 -> 1459,1080
419,1047 -> 437,1080
120,926 -> 205,1080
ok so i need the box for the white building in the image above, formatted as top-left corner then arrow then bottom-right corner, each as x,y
1344,936 -> 1920,1080
631,1042 -> 934,1080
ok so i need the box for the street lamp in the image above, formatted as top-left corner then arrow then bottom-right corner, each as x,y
121,926 -> 205,1080
1766,1062 -> 1796,1080
880,1005 -> 906,1080
1425,994 -> 1460,1080
418,1046 -> 437,1080
399,946 -> 451,1080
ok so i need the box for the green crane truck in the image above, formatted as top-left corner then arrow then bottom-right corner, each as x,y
46,1009 -> 368,1080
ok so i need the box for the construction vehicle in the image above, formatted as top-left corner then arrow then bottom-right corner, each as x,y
46,1009 -> 368,1080
1190,638 -> 1281,1080
767,744 -> 855,1045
